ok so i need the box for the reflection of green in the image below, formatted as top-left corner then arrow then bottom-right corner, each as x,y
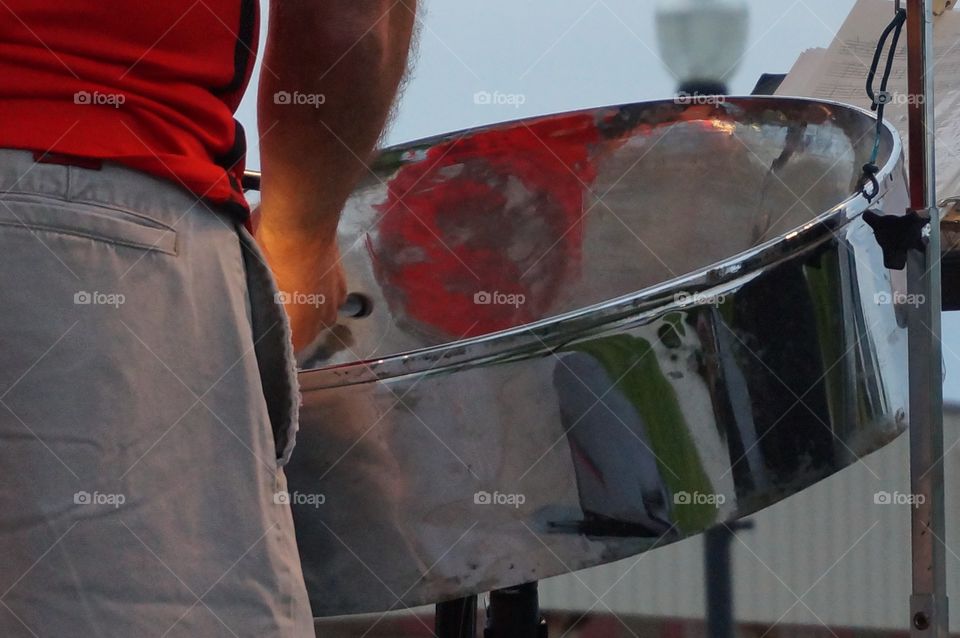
570,333 -> 718,533
804,254 -> 846,432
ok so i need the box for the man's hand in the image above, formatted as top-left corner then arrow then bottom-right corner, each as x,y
256,219 -> 347,352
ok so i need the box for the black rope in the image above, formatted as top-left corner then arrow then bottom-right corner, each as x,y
860,7 -> 907,201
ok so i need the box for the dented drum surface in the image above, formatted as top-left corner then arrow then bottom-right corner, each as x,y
249,97 -> 910,616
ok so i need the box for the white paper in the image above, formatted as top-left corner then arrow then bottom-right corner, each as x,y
776,0 -> 960,200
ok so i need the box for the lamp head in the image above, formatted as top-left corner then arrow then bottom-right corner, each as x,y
655,0 -> 750,95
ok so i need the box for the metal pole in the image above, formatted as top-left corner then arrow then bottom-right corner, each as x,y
704,522 -> 753,638
905,2 -> 949,638
484,582 -> 548,638
436,596 -> 478,638
705,527 -> 735,638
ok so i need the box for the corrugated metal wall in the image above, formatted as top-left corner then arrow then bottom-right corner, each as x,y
538,405 -> 960,630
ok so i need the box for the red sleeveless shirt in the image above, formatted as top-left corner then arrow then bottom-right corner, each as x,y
0,1 -> 258,219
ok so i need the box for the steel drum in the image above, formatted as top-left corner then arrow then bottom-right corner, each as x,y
250,96 -> 910,616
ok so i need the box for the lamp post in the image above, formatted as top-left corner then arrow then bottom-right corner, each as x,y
655,0 -> 750,95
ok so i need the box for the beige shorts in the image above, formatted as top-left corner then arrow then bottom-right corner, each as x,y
0,149 -> 314,636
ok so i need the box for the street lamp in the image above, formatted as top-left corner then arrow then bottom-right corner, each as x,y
655,0 -> 750,95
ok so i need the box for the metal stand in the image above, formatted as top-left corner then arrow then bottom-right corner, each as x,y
484,582 -> 548,638
435,595 -> 477,638
705,522 -> 753,638
434,583 -> 549,638
905,2 -> 950,638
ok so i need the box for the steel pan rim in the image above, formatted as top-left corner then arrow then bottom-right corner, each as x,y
293,96 -> 902,386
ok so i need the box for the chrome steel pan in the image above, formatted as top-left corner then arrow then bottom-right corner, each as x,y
252,97 -> 909,616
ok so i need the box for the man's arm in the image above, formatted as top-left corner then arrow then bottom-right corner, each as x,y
256,0 -> 417,351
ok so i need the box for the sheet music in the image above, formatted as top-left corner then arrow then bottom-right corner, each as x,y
776,0 -> 960,199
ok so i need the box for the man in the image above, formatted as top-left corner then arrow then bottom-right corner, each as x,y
0,1 -> 416,635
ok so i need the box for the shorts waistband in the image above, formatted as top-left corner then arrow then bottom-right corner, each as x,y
0,148 -> 230,227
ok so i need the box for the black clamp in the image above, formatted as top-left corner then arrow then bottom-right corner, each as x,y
862,208 -> 929,270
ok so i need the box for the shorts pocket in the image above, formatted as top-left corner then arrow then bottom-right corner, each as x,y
0,193 -> 177,255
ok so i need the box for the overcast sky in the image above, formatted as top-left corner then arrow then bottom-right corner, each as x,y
236,0 -> 960,399
237,0 -> 858,152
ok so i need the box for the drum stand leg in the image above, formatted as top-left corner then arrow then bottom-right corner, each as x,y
705,521 -> 753,638
904,2 -> 949,638
484,581 -> 548,638
435,595 -> 477,638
